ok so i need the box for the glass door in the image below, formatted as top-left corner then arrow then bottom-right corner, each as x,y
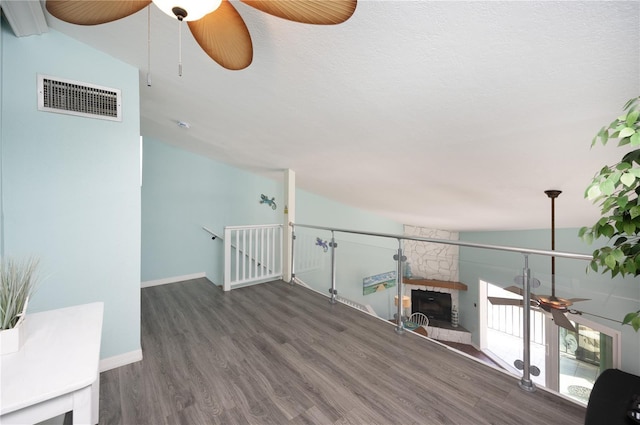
481,280 -> 620,403
557,317 -> 618,404
482,281 -> 547,386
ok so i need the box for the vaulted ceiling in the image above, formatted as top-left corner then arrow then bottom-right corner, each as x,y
5,1 -> 640,231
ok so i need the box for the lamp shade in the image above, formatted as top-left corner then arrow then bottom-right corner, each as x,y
153,0 -> 222,21
394,295 -> 411,309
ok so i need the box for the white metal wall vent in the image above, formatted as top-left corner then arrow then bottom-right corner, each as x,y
37,74 -> 122,122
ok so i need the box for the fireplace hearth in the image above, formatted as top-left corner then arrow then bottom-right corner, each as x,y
412,290 -> 452,322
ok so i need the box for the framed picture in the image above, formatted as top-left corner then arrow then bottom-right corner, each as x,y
363,271 -> 397,295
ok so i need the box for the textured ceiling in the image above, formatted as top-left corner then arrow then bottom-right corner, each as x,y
32,1 -> 640,231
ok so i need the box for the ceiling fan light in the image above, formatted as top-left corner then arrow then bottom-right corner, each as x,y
152,0 -> 222,21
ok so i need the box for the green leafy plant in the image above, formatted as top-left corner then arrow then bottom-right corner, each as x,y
579,96 -> 640,331
0,257 -> 39,330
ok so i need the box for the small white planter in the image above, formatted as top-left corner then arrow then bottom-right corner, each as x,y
0,314 -> 26,355
0,298 -> 29,355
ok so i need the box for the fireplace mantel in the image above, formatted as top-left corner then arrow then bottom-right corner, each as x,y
403,278 -> 468,291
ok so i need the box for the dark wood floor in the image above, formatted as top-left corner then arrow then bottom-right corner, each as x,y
99,278 -> 586,424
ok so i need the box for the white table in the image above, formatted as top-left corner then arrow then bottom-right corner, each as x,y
1,302 -> 104,425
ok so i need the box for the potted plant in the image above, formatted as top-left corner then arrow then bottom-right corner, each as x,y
0,257 -> 39,354
579,96 -> 640,331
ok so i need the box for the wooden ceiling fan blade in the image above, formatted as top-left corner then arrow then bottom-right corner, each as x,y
188,0 -> 253,70
488,297 -> 523,306
503,285 -> 524,296
551,308 -> 577,332
567,298 -> 590,303
503,285 -> 541,302
46,0 -> 151,25
240,0 -> 357,25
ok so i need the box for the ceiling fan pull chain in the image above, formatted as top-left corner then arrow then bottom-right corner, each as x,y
178,19 -> 183,77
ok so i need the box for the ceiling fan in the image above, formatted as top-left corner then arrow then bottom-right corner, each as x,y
488,190 -> 590,332
45,0 -> 357,71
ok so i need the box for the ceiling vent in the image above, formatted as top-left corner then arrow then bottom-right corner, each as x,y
37,74 -> 122,122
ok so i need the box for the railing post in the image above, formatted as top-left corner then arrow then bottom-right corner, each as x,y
223,227 -> 231,291
329,231 -> 338,304
278,225 -> 283,277
290,225 -> 296,284
393,239 -> 406,334
519,255 -> 536,392
283,169 -> 295,282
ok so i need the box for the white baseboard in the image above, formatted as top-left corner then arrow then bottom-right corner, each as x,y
100,348 -> 143,372
141,272 -> 206,288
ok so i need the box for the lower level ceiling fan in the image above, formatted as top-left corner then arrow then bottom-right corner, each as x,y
488,190 -> 590,332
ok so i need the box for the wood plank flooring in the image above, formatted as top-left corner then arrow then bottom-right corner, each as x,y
436,340 -> 503,370
99,278 -> 586,424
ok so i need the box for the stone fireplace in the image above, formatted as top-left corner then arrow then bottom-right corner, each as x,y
402,278 -> 470,343
401,225 -> 470,343
404,281 -> 461,324
403,225 -> 459,282
411,289 -> 452,322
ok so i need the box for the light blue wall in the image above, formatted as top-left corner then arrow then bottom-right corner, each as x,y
0,24 -> 141,360
295,190 -> 404,317
459,228 -> 640,375
296,190 -> 404,235
140,137 -> 405,313
1,17 -> 5,256
141,138 -> 282,284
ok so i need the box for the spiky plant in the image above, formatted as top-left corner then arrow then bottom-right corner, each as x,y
0,257 -> 39,330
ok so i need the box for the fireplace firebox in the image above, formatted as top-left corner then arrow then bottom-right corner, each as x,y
412,290 -> 452,322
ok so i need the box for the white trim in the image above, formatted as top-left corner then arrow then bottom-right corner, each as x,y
141,273 -> 206,288
546,315 -> 559,390
470,341 -> 482,351
224,227 -> 231,291
294,278 -> 311,289
99,349 -> 143,372
484,348 -> 520,375
478,279 -> 488,351
140,136 -> 143,187
294,278 -> 380,318
1,0 -> 48,37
